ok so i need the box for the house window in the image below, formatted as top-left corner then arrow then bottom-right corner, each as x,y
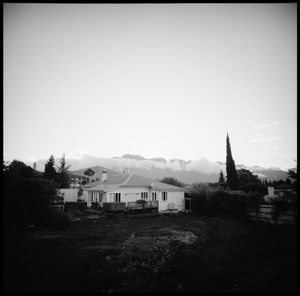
92,192 -> 99,202
141,192 -> 148,199
152,192 -> 157,201
114,193 -> 121,202
162,192 -> 168,201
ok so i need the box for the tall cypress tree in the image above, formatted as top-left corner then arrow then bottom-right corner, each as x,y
226,133 -> 238,190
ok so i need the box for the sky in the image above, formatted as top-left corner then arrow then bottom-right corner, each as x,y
3,3 -> 297,170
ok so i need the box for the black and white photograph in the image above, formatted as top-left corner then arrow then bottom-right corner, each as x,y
3,3 -> 297,293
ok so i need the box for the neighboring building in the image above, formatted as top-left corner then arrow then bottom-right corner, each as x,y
82,170 -> 186,213
264,186 -> 296,203
69,173 -> 89,189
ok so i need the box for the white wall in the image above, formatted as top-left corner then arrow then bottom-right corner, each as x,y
83,187 -> 185,212
106,187 -> 151,204
60,189 -> 79,202
158,191 -> 185,212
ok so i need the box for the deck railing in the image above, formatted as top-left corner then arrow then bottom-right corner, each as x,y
127,200 -> 158,210
102,201 -> 158,212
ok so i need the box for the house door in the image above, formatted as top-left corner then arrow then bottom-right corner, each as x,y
114,193 -> 121,202
152,192 -> 157,201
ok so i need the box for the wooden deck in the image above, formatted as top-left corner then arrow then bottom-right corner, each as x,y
127,200 -> 158,210
103,201 -> 158,213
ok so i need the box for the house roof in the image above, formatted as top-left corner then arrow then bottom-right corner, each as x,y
83,173 -> 186,192
69,173 -> 88,179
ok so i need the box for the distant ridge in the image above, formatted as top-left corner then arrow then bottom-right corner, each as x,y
30,153 -> 290,184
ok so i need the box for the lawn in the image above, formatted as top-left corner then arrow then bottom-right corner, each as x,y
3,212 -> 297,293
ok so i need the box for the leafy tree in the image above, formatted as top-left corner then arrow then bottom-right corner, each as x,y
218,170 -> 225,184
160,177 -> 184,187
236,168 -> 267,194
3,160 -> 9,173
285,177 -> 292,185
44,155 -> 57,180
84,168 -> 95,177
77,186 -> 84,200
84,168 -> 95,183
287,168 -> 297,183
4,159 -> 35,180
56,154 -> 71,189
3,160 -> 59,230
187,183 -> 208,215
237,169 -> 260,187
226,134 -> 238,190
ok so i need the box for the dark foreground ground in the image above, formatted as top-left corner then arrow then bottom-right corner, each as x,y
3,212 -> 297,293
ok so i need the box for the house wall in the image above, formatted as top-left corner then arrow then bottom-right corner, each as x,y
106,187 -> 151,204
60,189 -> 79,202
83,187 -> 185,212
82,190 -> 105,206
158,191 -> 185,212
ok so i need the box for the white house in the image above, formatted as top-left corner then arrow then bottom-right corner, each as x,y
82,170 -> 186,213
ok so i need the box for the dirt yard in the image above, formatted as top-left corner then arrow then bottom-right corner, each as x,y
3,213 -> 297,293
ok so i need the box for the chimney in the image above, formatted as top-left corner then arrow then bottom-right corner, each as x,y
33,162 -> 36,170
123,167 -> 129,175
102,170 -> 107,182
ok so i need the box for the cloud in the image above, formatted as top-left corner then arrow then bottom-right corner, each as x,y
263,145 -> 279,151
254,121 -> 279,129
28,155 -> 38,162
249,135 -> 280,144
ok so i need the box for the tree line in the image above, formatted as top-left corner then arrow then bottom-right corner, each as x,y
3,154 -> 72,232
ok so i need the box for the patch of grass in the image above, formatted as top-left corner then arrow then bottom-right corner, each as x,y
3,215 -> 297,293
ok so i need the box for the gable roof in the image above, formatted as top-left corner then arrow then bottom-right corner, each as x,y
69,173 -> 88,179
83,173 -> 185,192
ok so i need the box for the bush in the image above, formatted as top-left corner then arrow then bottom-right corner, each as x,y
206,190 -> 229,217
3,177 -> 59,231
271,198 -> 292,212
188,185 -> 266,220
246,191 -> 265,205
243,182 -> 267,194
205,190 -> 248,220
91,202 -> 101,209
64,201 -> 87,212
188,188 -> 208,215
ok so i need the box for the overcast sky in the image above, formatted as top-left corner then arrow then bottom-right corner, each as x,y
3,3 -> 297,170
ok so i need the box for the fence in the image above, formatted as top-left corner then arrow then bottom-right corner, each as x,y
46,204 -> 64,215
247,204 -> 297,225
103,202 -> 126,212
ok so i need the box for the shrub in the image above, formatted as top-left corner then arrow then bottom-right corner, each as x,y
3,177 -> 59,231
188,187 -> 208,215
206,190 -> 230,217
206,190 -> 248,220
246,191 -> 265,205
64,201 -> 87,212
243,182 -> 267,194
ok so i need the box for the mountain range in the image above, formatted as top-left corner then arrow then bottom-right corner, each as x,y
30,153 -> 289,184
